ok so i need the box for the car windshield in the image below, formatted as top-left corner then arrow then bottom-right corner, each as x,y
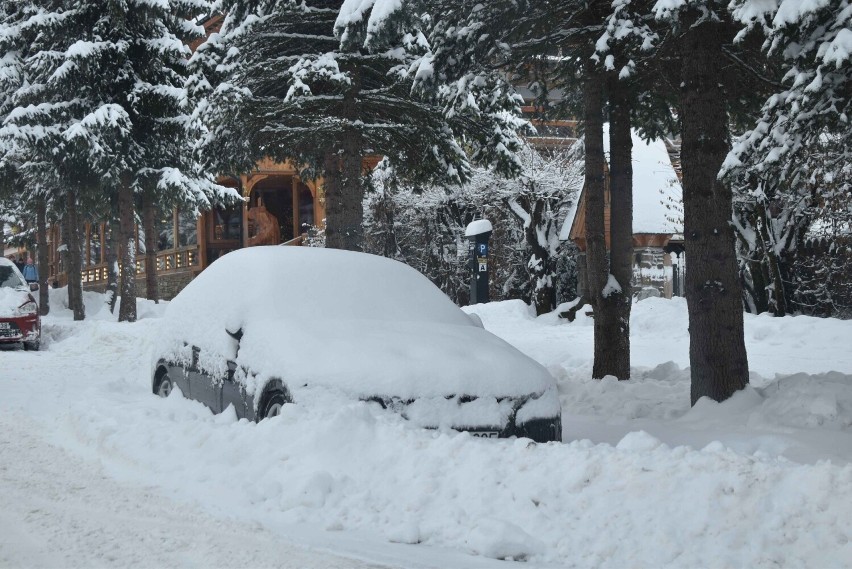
0,266 -> 26,289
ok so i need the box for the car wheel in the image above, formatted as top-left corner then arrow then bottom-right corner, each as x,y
155,372 -> 174,398
23,341 -> 39,351
259,390 -> 288,421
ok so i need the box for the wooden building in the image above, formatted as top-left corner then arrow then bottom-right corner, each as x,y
561,127 -> 685,299
43,159 -> 329,299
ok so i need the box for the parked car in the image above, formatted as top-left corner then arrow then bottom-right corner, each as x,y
152,247 -> 562,443
0,257 -> 40,350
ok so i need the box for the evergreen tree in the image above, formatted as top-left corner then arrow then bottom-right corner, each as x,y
726,0 -> 852,201
196,0 -> 484,251
725,0 -> 852,319
2,0 -> 239,322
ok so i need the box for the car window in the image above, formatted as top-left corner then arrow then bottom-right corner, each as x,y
0,266 -> 26,289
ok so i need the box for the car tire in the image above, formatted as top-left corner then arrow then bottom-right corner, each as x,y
154,372 -> 174,398
258,389 -> 289,421
23,341 -> 39,351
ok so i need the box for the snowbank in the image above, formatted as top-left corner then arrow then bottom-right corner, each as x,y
59,385 -> 852,567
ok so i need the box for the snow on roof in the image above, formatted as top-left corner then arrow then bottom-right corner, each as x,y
559,126 -> 683,240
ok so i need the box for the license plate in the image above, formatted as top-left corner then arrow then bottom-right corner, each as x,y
0,322 -> 10,330
470,431 -> 499,439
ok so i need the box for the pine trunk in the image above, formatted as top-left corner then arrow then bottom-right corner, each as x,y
324,140 -> 365,251
604,78 -> 634,380
36,198 -> 49,315
117,180 -> 137,322
680,13 -> 749,405
105,220 -> 119,313
142,197 -> 159,303
65,190 -> 85,321
582,73 -> 613,379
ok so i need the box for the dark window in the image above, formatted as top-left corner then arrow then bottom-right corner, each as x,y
213,207 -> 241,241
299,185 -> 314,232
0,266 -> 25,288
88,225 -> 102,266
157,212 -> 175,251
178,210 -> 198,247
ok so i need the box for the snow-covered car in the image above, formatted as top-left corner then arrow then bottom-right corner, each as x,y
152,247 -> 562,442
0,257 -> 40,351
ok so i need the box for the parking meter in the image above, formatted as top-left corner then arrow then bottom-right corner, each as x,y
465,219 -> 493,305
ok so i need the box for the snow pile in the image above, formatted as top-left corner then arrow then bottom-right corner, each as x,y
57,386 -> 852,567
467,297 -> 852,465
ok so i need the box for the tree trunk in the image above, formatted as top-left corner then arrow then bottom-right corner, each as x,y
65,190 -> 85,321
142,196 -> 159,303
680,12 -> 749,405
603,76 -> 634,380
582,72 -> 613,379
36,197 -> 49,315
324,141 -> 365,251
105,220 -> 119,313
117,180 -> 137,322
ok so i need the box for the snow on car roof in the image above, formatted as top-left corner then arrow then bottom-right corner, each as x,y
167,246 -> 472,327
159,247 -> 555,400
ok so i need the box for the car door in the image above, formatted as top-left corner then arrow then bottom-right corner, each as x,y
220,360 -> 249,419
187,346 -> 223,414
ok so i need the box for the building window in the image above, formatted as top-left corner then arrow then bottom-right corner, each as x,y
213,207 -> 241,241
157,211 -> 175,251
87,224 -> 103,267
178,210 -> 198,247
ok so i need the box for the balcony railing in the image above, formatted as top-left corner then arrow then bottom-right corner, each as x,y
81,246 -> 200,285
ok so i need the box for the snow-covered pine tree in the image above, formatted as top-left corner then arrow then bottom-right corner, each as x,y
4,0 -> 239,322
196,0 -> 475,251
0,1 -> 55,315
727,0 -> 852,205
725,0 -> 852,319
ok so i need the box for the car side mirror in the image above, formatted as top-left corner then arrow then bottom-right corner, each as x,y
29,283 -> 39,292
226,327 -> 243,342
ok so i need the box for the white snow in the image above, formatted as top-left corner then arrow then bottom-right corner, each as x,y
158,247 -> 557,406
559,126 -> 683,240
0,258 -> 30,313
464,218 -> 493,236
2,289 -> 851,568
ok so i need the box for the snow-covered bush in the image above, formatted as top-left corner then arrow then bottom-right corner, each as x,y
365,143 -> 581,310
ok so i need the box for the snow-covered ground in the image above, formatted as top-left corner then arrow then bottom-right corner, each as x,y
1,290 -> 851,568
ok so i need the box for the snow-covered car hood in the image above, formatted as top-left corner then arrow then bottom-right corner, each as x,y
155,247 -> 557,402
0,287 -> 32,317
233,318 -> 555,400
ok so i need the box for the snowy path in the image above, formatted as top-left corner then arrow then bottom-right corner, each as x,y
0,413 -> 387,569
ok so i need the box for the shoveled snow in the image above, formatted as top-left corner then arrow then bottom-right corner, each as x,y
1,289 -> 851,567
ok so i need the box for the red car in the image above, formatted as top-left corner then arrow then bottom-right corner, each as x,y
0,257 -> 40,351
